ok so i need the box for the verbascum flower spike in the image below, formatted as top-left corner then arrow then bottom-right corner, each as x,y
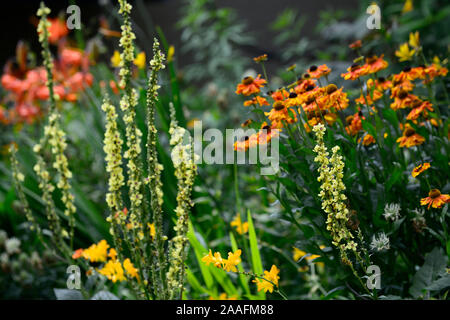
145,37 -> 167,298
102,95 -> 125,217
35,2 -> 76,250
101,94 -> 127,256
118,0 -> 144,231
10,145 -> 43,242
166,103 -> 198,299
312,123 -> 357,260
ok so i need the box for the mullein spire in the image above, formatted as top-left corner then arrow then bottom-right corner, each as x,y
117,0 -> 144,232
145,38 -> 167,298
166,103 -> 197,299
312,123 -> 357,259
33,2 -> 76,251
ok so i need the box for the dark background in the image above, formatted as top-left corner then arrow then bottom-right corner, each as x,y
0,0 -> 359,68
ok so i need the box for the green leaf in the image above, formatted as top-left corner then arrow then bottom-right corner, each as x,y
187,221 -> 214,290
409,247 -> 447,298
230,232 -> 251,297
247,209 -> 265,299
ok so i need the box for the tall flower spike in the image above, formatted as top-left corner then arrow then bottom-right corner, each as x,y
102,95 -> 125,216
102,94 -> 127,255
312,124 -> 357,260
118,0 -> 144,231
166,103 -> 198,299
10,145 -> 43,242
35,2 -> 76,250
145,37 -> 166,298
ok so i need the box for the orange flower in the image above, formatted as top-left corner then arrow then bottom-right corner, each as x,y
241,119 -> 253,127
307,64 -> 331,79
390,90 -> 420,110
72,248 -> 83,259
302,95 -> 321,113
411,163 -> 430,178
355,90 -> 383,106
349,40 -> 362,49
420,189 -> 450,209
284,91 -> 303,107
243,96 -> 269,107
392,66 -> 422,83
345,111 -> 364,136
235,75 -> 266,96
257,123 -> 280,145
265,101 -> 297,128
363,55 -> 388,74
406,101 -> 433,120
359,133 -> 376,146
320,84 -> 349,111
47,18 -> 69,44
60,47 -> 84,66
271,89 -> 290,101
391,79 -> 415,97
341,63 -> 368,80
253,54 -> 268,63
294,79 -> 317,94
396,125 -> 425,148
422,63 -> 448,84
234,134 -> 258,151
367,77 -> 392,92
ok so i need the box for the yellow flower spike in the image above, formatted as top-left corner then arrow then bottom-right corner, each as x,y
133,52 -> 146,69
111,50 -> 121,67
395,43 -> 416,62
409,31 -> 420,49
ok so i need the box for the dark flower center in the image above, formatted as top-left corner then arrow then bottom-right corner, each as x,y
350,64 -> 360,71
274,101 -> 285,110
326,84 -> 338,94
404,128 -> 415,137
309,65 -> 318,72
429,189 -> 441,198
402,66 -> 412,72
346,115 -> 354,124
398,90 -> 408,99
367,56 -> 377,64
242,76 -> 254,85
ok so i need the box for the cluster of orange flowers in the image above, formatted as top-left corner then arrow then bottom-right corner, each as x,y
0,17 -> 93,125
234,33 -> 449,210
234,64 -> 349,150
